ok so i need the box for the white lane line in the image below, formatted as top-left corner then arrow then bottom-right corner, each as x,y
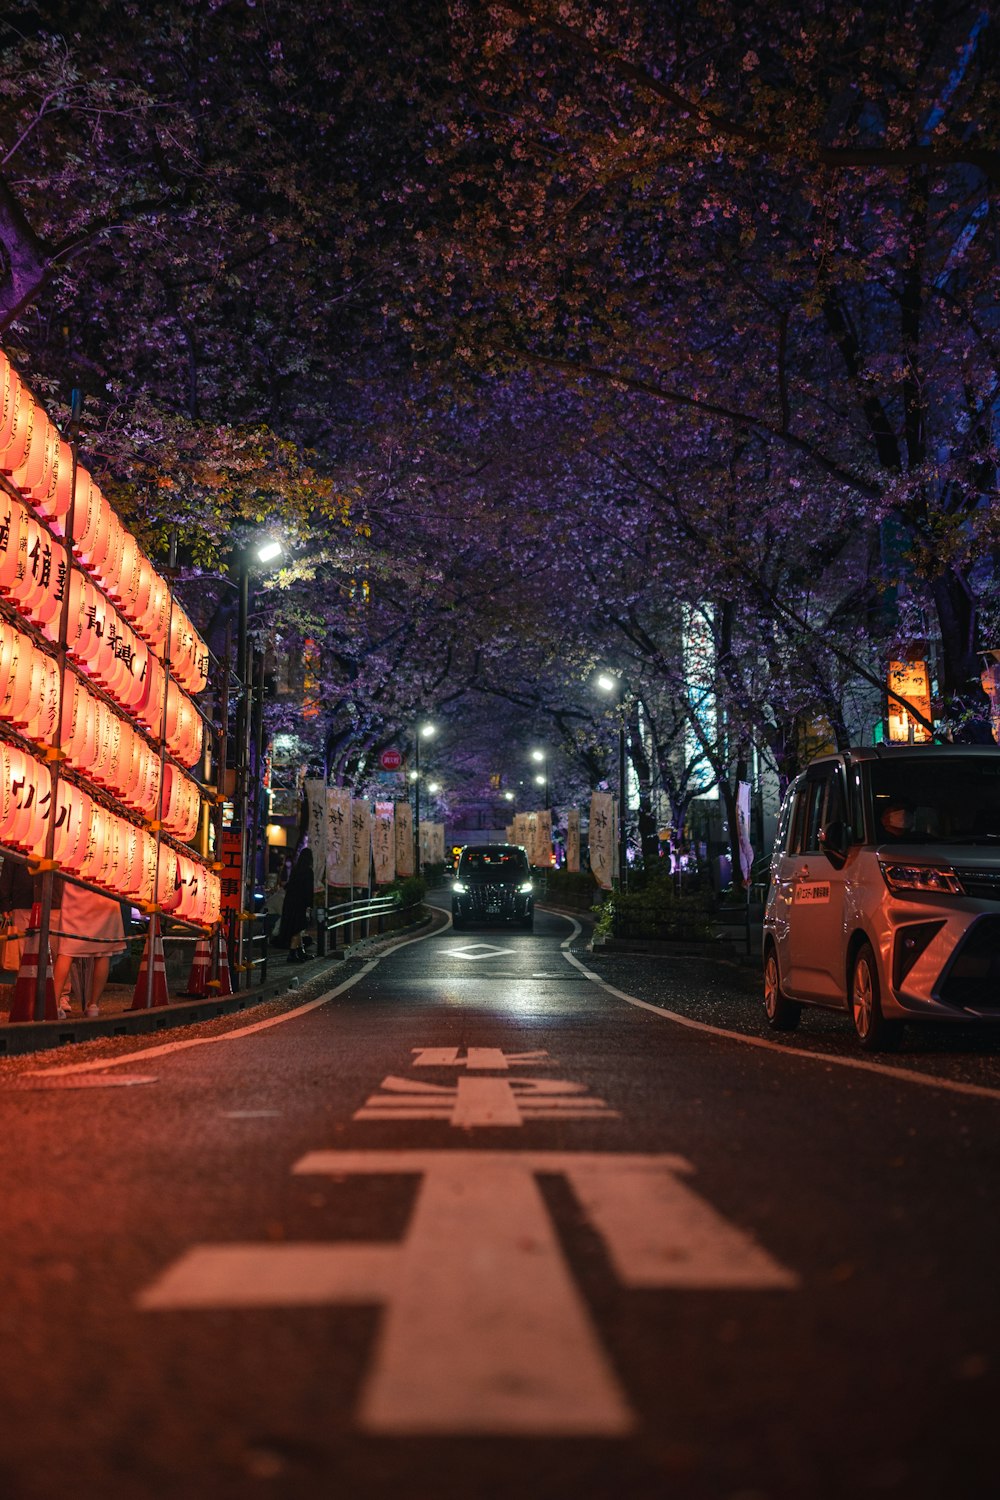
25,962 -> 380,1077
562,950 -> 1000,1102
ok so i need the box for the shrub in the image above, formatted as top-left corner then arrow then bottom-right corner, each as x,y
593,876 -> 715,942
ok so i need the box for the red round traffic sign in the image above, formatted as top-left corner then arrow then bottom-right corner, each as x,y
379,748 -> 403,771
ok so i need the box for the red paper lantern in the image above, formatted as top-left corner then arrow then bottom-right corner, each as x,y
10,408 -> 59,500
0,378 -> 33,473
0,493 -> 27,595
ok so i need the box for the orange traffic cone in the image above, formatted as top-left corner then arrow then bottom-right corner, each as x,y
7,904 -> 59,1023
130,923 -> 170,1010
184,933 -> 211,997
209,926 -> 233,997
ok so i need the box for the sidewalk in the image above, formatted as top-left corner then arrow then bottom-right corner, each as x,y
0,908 -> 439,1057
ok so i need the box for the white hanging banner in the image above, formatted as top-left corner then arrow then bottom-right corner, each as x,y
351,799 -> 372,887
566,807 -> 580,873
512,812 -> 529,851
304,779 -> 327,890
325,786 -> 351,888
535,809 -> 553,869
736,781 -> 754,887
525,811 -> 538,867
373,801 -> 396,886
589,792 -> 614,892
431,822 -> 446,865
395,801 -> 414,878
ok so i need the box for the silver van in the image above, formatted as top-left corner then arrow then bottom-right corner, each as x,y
763,745 -> 1000,1049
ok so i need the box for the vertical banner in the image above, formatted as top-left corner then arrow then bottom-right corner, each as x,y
304,778 -> 328,892
589,791 -> 614,891
325,786 -> 351,888
566,808 -> 580,873
433,823 -> 446,865
525,811 -> 538,867
512,812 -> 529,850
419,820 -> 433,868
351,799 -> 372,887
505,823 -> 514,842
219,830 -> 244,916
736,781 -> 754,887
373,802 -> 396,886
535,809 -> 553,869
395,801 -> 414,878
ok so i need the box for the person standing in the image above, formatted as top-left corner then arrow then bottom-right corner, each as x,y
52,882 -> 126,1019
276,845 -> 314,962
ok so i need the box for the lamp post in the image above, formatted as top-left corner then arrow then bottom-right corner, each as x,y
234,538 -> 283,980
530,748 -> 549,810
412,721 -> 436,876
596,672 -> 628,892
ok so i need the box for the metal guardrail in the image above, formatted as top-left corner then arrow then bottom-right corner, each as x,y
317,893 -> 418,954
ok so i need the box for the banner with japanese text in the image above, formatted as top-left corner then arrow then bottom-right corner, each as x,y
373,802 -> 396,885
394,801 -> 414,878
525,812 -> 538,866
325,786 -> 351,887
351,799 -> 372,887
535,809 -> 553,869
512,812 -> 529,851
304,779 -> 327,894
566,807 -> 580,873
589,791 -> 614,891
736,782 -> 754,886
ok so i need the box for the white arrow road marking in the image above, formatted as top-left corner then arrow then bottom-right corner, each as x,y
353,1075 -> 619,1126
137,1151 -> 797,1437
411,1047 -> 550,1070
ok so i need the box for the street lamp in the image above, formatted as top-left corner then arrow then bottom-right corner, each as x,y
530,748 -> 549,808
234,537 -> 284,980
596,672 -> 628,892
412,721 -> 436,876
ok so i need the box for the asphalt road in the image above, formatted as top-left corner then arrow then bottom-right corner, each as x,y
1,900 -> 998,1500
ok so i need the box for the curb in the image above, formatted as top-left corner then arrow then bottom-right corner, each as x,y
0,910 -> 434,1057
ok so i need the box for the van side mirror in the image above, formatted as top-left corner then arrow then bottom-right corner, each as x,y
819,821 -> 852,868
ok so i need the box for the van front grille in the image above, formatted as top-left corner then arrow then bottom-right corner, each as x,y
954,867 -> 1000,902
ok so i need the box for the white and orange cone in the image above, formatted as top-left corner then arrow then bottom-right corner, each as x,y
130,923 -> 170,1010
184,933 -> 211,998
7,903 -> 58,1023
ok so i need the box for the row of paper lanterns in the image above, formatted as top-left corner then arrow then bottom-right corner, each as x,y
0,352 -> 207,694
0,739 -> 219,925
0,617 -> 204,828
0,487 -> 204,767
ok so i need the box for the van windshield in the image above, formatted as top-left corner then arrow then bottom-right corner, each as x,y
869,757 -> 1000,845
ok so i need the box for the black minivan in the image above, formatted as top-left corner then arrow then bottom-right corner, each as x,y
451,845 -> 535,931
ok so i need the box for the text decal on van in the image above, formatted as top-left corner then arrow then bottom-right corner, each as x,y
795,882 -> 831,904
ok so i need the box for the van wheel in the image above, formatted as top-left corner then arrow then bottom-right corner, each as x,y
763,947 -> 800,1031
850,942 -> 903,1052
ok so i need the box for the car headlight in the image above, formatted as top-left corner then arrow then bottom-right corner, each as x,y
519,881 -> 533,894
879,861 -> 964,896
452,881 -> 467,894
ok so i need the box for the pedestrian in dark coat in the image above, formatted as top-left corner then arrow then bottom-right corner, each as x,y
276,845 -> 314,960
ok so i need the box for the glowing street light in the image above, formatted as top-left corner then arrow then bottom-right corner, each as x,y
413,720 -> 437,876
596,671 -> 627,891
